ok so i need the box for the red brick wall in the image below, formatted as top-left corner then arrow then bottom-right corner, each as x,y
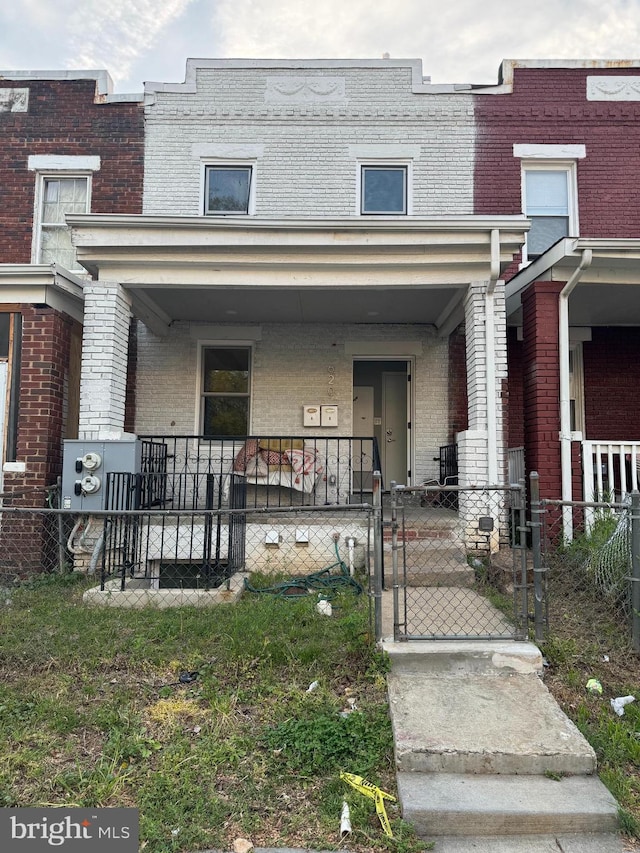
448,325 -> 468,439
521,281 -> 563,498
0,79 -> 143,263
2,306 -> 77,499
474,67 -> 640,236
583,328 -> 640,439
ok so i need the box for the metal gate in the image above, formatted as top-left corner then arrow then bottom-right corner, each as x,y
389,482 -> 532,641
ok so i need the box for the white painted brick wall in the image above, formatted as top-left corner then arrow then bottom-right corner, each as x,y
134,320 -> 449,484
144,65 -> 475,217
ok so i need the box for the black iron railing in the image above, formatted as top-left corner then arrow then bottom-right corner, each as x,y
135,435 -> 382,510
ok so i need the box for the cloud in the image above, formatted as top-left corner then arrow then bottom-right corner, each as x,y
64,0 -> 194,85
1,0 -> 640,91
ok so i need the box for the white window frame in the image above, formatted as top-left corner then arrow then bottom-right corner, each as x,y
202,162 -> 257,216
520,160 -> 579,264
357,160 -> 413,216
31,172 -> 92,268
195,341 -> 253,437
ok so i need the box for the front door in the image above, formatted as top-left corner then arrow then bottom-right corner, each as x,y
353,359 -> 411,489
382,371 -> 408,485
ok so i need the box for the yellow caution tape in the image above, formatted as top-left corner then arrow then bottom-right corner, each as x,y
340,772 -> 396,837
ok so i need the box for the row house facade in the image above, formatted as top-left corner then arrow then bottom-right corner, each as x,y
0,71 -> 143,569
2,58 -> 639,558
474,61 -> 640,519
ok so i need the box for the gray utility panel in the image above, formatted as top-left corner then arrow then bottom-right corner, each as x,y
61,439 -> 143,512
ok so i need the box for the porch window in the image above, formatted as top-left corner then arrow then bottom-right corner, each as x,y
35,176 -> 89,269
201,346 -> 250,437
361,165 -> 407,214
204,166 -> 252,214
522,164 -> 576,260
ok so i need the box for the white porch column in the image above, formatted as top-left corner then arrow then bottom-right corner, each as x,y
457,279 -> 507,485
457,279 -> 508,552
79,281 -> 133,440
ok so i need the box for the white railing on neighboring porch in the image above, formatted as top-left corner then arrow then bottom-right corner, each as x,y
582,440 -> 640,503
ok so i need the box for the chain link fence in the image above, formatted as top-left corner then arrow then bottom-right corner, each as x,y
0,501 -> 376,614
533,483 -> 640,651
388,482 -> 529,641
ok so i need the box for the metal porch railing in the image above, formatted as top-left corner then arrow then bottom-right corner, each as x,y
136,434 -> 382,510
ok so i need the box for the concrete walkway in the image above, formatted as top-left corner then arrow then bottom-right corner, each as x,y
383,636 -> 624,851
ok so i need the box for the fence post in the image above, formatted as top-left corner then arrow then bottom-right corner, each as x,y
372,471 -> 383,644
390,481 -> 400,642
529,471 -> 546,643
631,490 -> 640,653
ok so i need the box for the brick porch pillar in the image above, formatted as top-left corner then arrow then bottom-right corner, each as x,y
79,281 -> 133,440
521,281 -> 564,500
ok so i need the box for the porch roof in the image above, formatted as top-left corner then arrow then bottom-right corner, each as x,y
0,263 -> 85,322
68,213 -> 528,336
506,237 -> 640,326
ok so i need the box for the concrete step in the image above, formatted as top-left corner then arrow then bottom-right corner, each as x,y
427,833 -> 625,852
398,773 -> 619,837
383,639 -> 543,676
388,671 -> 596,775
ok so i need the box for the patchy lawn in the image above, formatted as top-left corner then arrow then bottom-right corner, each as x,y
0,573 -> 426,853
542,571 -> 640,844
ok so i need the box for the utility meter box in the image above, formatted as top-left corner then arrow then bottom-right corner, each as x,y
61,439 -> 143,512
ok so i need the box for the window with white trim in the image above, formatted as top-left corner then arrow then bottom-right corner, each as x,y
201,346 -> 251,437
360,165 -> 408,215
522,163 -> 577,260
204,165 -> 253,214
34,175 -> 90,269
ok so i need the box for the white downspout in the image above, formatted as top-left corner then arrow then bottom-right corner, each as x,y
486,229 -> 501,485
559,249 -> 592,537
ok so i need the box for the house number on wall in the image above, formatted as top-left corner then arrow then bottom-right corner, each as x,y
327,365 -> 335,397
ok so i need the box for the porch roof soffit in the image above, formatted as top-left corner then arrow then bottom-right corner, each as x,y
0,263 -> 85,322
506,237 -> 640,326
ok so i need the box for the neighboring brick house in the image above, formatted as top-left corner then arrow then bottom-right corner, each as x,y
474,60 -> 640,516
68,58 -> 526,526
0,71 -> 143,568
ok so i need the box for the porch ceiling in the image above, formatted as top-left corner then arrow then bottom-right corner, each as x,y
68,213 -> 529,334
506,238 -> 640,326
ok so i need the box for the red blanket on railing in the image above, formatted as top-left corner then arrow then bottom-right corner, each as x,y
233,439 -> 326,492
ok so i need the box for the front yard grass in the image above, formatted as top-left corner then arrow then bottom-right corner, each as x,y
542,575 -> 640,842
0,572 -> 426,852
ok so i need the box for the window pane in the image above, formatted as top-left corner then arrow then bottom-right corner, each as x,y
42,178 -> 88,224
362,167 -> 406,214
527,216 -> 568,256
206,167 -> 251,213
203,397 -> 249,437
40,226 -> 77,268
525,171 -> 568,216
203,348 -> 249,393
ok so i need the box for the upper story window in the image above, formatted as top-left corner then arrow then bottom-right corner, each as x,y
29,155 -> 100,270
360,165 -> 408,215
35,177 -> 89,268
201,345 -> 251,437
513,145 -> 584,264
523,166 -> 576,258
204,165 -> 253,214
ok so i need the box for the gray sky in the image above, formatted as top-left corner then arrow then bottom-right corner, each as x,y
1,0 -> 639,92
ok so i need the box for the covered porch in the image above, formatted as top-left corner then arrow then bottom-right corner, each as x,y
506,237 -> 640,516
68,214 -> 527,514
